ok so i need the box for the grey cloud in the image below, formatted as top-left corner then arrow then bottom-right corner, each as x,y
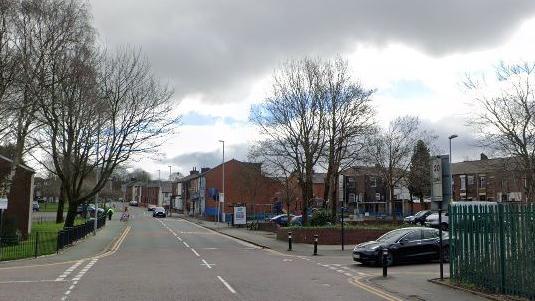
421,116 -> 489,162
164,143 -> 250,175
91,0 -> 535,103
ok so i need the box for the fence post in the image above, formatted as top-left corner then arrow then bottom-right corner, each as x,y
34,232 -> 39,258
498,203 -> 506,294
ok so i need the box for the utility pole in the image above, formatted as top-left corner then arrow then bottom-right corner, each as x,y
448,134 -> 458,202
158,169 -> 161,207
219,140 -> 225,224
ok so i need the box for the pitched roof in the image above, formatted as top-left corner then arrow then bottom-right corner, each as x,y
0,154 -> 35,173
340,166 -> 383,177
451,157 -> 513,175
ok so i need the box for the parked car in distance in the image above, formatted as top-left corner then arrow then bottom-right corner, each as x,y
289,215 -> 312,226
270,214 -> 295,226
352,227 -> 449,266
404,210 -> 432,225
148,204 -> 156,211
32,201 -> 40,212
425,212 -> 449,230
153,207 -> 166,218
129,200 -> 139,207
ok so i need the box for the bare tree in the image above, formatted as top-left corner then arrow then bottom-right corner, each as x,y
366,116 -> 429,219
320,57 -> 375,221
465,62 -> 535,201
37,45 -> 177,227
251,57 -> 327,224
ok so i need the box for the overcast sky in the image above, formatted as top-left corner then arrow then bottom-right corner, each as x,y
90,0 -> 535,178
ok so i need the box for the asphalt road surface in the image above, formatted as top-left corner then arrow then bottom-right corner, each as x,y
0,207 -> 481,301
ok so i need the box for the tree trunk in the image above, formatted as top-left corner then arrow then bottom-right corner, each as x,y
329,175 -> 338,223
56,186 -> 66,224
64,201 -> 78,228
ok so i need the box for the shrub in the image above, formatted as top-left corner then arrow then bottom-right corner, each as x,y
309,209 -> 332,226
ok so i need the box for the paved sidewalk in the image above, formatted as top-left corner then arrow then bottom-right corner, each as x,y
177,215 -> 354,257
0,215 -> 127,267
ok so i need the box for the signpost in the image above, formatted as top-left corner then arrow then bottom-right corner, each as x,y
430,155 -> 451,280
0,197 -> 6,238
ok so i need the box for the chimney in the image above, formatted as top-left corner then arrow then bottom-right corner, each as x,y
201,167 -> 210,173
189,167 -> 199,175
480,153 -> 488,160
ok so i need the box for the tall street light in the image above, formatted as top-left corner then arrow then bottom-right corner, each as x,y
448,134 -> 458,202
219,140 -> 225,224
168,165 -> 172,216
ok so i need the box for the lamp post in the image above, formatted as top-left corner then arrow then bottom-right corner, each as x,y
168,166 -> 172,216
448,134 -> 458,202
219,140 -> 225,224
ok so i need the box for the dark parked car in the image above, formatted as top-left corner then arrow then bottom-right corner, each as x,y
425,212 -> 449,231
352,227 -> 449,266
403,210 -> 432,225
153,207 -> 166,218
270,214 -> 294,226
148,204 -> 156,211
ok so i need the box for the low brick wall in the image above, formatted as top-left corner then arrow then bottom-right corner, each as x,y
255,222 -> 279,233
276,227 -> 388,245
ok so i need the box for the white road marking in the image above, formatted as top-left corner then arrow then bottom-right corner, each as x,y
217,276 -> 236,294
283,259 -> 293,262
61,258 -> 99,300
183,242 -> 190,248
191,248 -> 200,257
55,260 -> 84,281
344,273 -> 353,277
203,247 -> 218,250
201,259 -> 215,269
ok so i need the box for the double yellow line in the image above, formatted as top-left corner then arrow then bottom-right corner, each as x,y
95,225 -> 131,259
348,275 -> 403,301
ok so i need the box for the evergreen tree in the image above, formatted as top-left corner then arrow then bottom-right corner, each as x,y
408,140 -> 431,211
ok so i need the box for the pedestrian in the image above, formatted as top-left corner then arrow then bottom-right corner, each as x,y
107,207 -> 114,221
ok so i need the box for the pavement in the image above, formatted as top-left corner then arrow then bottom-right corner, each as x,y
0,207 -> 488,301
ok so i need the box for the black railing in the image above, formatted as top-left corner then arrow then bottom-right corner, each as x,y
57,215 -> 106,251
0,215 -> 107,262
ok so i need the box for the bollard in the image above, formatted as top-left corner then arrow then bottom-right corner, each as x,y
288,231 -> 292,251
382,248 -> 389,277
313,234 -> 318,256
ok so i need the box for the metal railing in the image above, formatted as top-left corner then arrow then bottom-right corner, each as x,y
0,215 -> 107,262
449,203 -> 535,300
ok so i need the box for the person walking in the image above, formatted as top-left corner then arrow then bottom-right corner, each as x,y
107,207 -> 114,221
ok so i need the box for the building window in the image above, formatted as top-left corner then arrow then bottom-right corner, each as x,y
479,176 -> 486,188
348,193 -> 356,203
467,176 -> 474,185
375,193 -> 381,201
370,176 -> 377,188
460,175 -> 466,191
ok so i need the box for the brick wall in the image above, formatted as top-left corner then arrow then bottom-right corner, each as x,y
276,227 -> 388,245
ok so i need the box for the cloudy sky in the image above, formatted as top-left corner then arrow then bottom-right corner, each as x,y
90,0 -> 535,178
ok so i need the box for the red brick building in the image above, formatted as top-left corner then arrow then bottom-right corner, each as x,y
452,155 -> 526,202
202,159 -> 281,220
0,155 -> 35,238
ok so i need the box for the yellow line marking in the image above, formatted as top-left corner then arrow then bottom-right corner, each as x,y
348,276 -> 403,301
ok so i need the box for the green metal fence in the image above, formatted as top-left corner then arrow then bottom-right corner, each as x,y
449,203 -> 535,300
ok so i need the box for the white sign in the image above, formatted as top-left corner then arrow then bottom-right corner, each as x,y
0,197 -> 7,209
218,193 -> 224,203
431,157 -> 443,202
233,206 -> 246,225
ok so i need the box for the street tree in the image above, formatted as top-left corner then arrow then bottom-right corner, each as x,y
366,116 -> 430,219
407,140 -> 431,212
320,57 -> 375,221
251,57 -> 328,224
465,62 -> 535,201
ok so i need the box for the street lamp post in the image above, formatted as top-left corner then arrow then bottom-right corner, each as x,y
448,134 -> 458,202
168,166 -> 172,216
218,140 -> 225,224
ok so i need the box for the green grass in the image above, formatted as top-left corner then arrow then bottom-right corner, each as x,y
31,218 -> 85,234
37,202 -> 69,212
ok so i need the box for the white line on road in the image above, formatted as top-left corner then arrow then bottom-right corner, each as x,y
55,260 -> 84,281
201,259 -> 214,269
217,276 -> 236,294
191,248 -> 200,257
183,242 -> 190,248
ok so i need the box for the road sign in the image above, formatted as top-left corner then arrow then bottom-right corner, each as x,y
233,206 -> 246,225
431,157 -> 443,202
218,193 -> 224,203
0,197 -> 7,209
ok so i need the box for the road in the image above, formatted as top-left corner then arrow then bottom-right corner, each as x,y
0,207 -> 484,301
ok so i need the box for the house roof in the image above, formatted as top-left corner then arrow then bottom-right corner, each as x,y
340,166 -> 383,177
0,154 -> 35,173
451,157 -> 513,175
312,173 -> 326,184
